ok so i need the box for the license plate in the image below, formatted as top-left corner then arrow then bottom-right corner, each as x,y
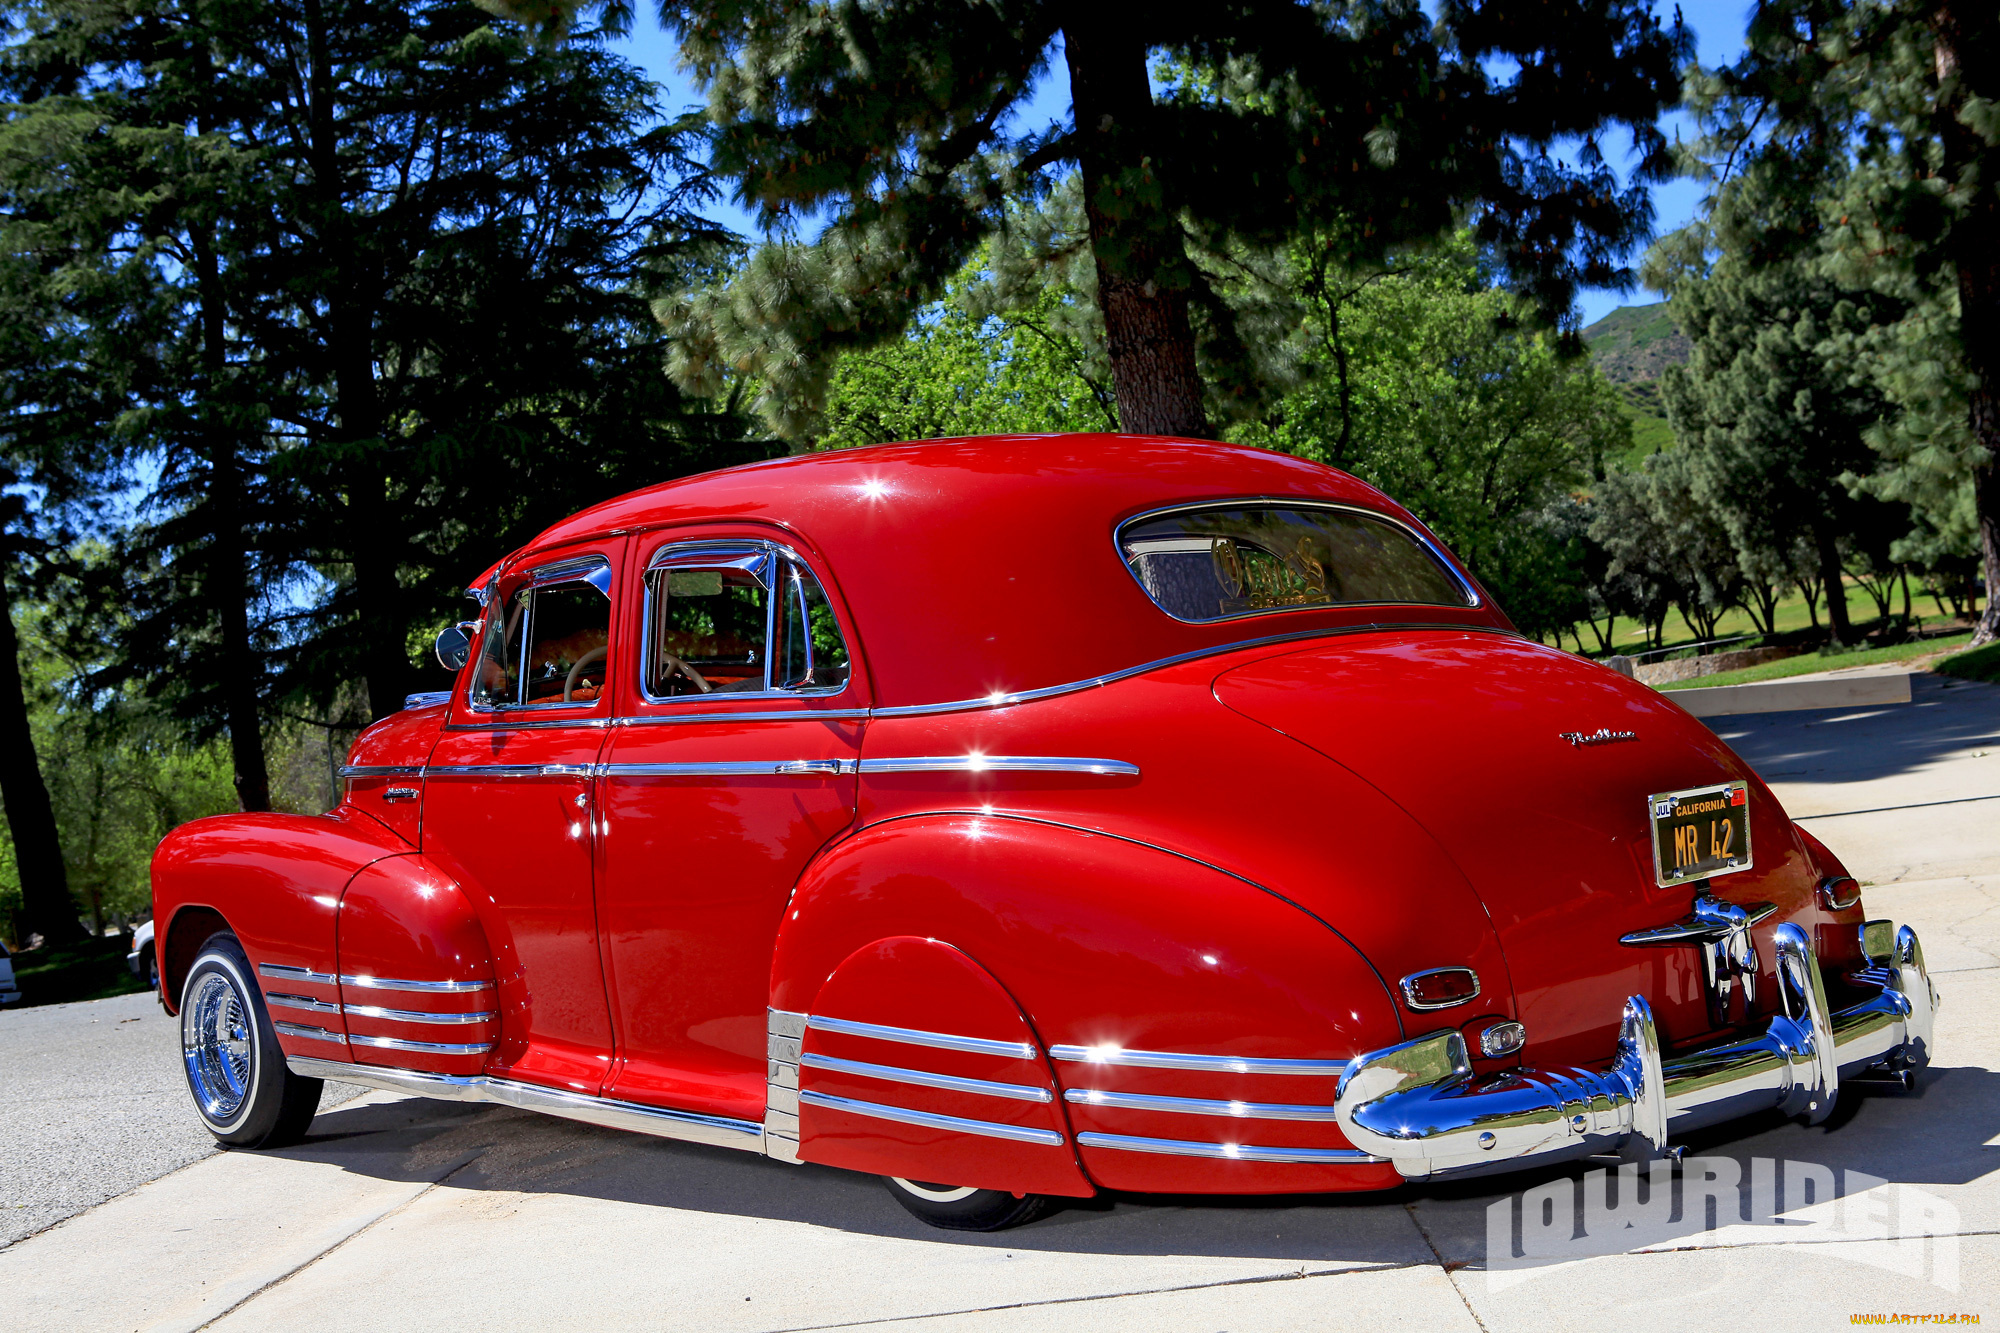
1648,780 -> 1752,887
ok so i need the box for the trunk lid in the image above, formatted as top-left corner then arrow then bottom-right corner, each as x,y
1215,630 -> 1820,1066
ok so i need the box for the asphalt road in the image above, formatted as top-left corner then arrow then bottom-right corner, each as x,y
6,672 -> 1996,1331
0,991 -> 364,1250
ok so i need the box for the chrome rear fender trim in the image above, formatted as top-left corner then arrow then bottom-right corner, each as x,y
284,1057 -> 765,1154
1075,1131 -> 1381,1164
798,1089 -> 1064,1147
806,1014 -> 1037,1060
1333,922 -> 1937,1181
1050,1044 -> 1348,1076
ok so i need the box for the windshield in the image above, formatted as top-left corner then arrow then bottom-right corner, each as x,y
1118,504 -> 1473,623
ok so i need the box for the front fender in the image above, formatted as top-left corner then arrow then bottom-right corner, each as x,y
773,812 -> 1406,1193
152,808 -> 410,1014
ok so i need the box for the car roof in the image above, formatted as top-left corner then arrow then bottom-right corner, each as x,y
480,433 -> 1507,708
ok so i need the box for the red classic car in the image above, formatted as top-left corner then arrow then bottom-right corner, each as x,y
152,435 -> 1937,1231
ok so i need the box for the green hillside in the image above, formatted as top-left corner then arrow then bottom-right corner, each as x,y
1584,302 -> 1688,464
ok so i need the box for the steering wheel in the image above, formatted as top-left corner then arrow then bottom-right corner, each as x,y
657,652 -> 710,694
563,645 -> 610,702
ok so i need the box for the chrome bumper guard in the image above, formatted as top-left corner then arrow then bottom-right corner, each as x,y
1333,921 -> 1938,1180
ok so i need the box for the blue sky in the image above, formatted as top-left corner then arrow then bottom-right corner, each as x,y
610,0 -> 1754,328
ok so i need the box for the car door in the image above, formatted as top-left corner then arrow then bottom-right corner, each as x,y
596,533 -> 865,1121
422,540 -> 625,1095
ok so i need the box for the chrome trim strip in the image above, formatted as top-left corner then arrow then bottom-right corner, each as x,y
1112,496 -> 1483,621
345,1004 -> 496,1026
421,765 -> 559,778
1063,1087 -> 1340,1121
337,765 -> 425,779
806,1014 -> 1038,1060
600,760 -> 855,778
273,1021 -> 346,1044
350,1033 -> 492,1056
338,973 -> 494,994
857,756 -> 1139,777
869,622 -> 1516,719
284,1057 -> 766,1153
266,993 -> 342,1016
617,707 -> 872,728
443,717 -> 617,732
1049,1044 -> 1350,1076
1074,1131 -> 1382,1164
258,963 -> 338,987
798,1089 -> 1065,1146
802,1052 -> 1054,1103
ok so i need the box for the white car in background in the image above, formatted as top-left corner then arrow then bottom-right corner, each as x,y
0,938 -> 20,1005
127,919 -> 156,990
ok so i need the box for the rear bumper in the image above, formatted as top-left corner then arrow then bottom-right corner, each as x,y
1333,920 -> 1937,1180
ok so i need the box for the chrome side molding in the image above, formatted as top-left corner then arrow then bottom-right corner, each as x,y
1064,1087 -> 1340,1121
273,1021 -> 346,1044
806,1014 -> 1038,1060
284,1056 -> 766,1154
798,1089 -> 1065,1147
1074,1131 -> 1381,1164
802,1051 -> 1054,1103
1050,1044 -> 1349,1076
258,963 -> 339,987
348,1033 -> 492,1057
339,973 -> 494,994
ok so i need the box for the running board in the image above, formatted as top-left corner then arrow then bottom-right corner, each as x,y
287,1056 -> 766,1154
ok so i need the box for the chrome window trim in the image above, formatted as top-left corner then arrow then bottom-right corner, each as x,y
637,537 -> 853,709
345,1004 -> 496,1025
464,553 -> 614,716
266,993 -> 342,1016
1063,1087 -> 1341,1121
1074,1130 -> 1383,1164
272,1020 -> 347,1044
616,707 -> 871,728
798,1089 -> 1065,1146
337,765 -> 425,780
806,1014 -> 1038,1060
338,973 -> 494,994
349,1032 -> 493,1056
1049,1044 -> 1350,1076
443,716 -> 617,733
284,1056 -> 767,1154
258,963 -> 338,988
869,621 -> 1516,719
857,756 -> 1139,777
801,1051 -> 1054,1103
1112,496 -> 1482,625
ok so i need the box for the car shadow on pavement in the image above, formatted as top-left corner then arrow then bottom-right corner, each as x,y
257,1058 -> 1999,1265
1715,674 -> 2000,787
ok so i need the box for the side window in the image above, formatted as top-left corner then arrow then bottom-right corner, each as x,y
642,543 -> 851,699
469,558 -> 612,708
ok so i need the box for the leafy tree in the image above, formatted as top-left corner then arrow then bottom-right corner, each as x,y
1687,0 -> 2000,643
1237,233 -> 1630,638
562,0 -> 1693,441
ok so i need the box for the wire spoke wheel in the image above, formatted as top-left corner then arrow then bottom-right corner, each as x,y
183,969 -> 255,1124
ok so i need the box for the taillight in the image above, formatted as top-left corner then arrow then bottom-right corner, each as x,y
1400,966 -> 1480,1011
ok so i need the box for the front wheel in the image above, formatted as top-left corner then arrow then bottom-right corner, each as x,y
882,1177 -> 1053,1231
180,933 -> 322,1148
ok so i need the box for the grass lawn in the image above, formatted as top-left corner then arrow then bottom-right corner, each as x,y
1657,632 -> 1976,690
1937,640 -> 2000,685
8,934 -> 150,1007
1563,576 -> 1981,660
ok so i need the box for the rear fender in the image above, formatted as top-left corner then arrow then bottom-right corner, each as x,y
774,813 -> 1406,1194
336,854 -> 499,1077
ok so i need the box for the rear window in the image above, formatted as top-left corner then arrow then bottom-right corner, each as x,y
1118,504 -> 1474,623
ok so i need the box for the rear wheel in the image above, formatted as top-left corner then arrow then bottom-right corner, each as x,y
180,933 -> 323,1148
882,1177 -> 1053,1231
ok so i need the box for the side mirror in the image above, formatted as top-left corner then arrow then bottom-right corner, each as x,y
435,621 -> 479,671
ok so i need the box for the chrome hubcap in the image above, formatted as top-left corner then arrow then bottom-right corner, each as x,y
183,970 -> 254,1123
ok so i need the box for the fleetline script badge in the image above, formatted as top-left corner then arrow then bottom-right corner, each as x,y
1558,727 -> 1638,747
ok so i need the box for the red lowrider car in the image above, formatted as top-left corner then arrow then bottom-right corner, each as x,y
152,435 -> 1937,1231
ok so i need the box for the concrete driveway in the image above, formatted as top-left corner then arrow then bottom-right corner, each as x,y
8,676 -> 1997,1332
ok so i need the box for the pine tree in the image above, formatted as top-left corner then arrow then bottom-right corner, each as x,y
526,0 -> 1691,441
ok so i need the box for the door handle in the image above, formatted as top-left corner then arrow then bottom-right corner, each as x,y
775,760 -> 846,777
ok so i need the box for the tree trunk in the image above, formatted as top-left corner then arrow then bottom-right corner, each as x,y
1812,522 -> 1852,645
0,571 -> 81,945
192,229 -> 272,812
1063,18 -> 1210,439
1935,1 -> 2000,646
303,0 -> 408,717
